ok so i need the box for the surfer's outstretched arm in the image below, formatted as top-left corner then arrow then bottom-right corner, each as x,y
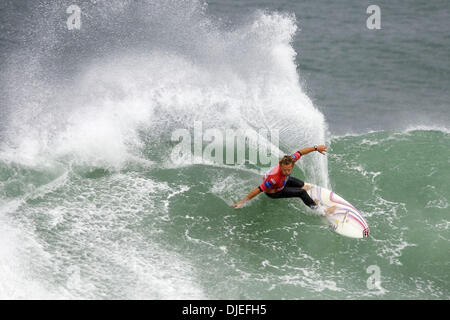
298,145 -> 327,156
232,187 -> 261,208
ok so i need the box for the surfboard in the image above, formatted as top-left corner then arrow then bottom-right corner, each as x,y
304,183 -> 370,239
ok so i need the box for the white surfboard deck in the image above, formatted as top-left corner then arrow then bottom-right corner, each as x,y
304,183 -> 370,239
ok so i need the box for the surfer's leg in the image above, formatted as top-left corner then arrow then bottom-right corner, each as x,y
285,176 -> 304,188
297,189 -> 318,208
285,177 -> 317,207
287,177 -> 312,192
266,187 -> 317,208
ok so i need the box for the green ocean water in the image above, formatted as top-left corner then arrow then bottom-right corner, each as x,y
0,130 -> 448,299
0,0 -> 449,299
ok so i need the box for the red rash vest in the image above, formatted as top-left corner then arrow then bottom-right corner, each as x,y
259,152 -> 302,193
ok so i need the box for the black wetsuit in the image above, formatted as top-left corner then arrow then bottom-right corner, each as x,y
263,176 -> 317,208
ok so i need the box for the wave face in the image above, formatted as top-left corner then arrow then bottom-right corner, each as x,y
0,0 -> 328,299
1,128 -> 448,299
332,129 -> 450,298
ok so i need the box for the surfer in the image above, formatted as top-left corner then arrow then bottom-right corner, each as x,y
232,145 -> 336,213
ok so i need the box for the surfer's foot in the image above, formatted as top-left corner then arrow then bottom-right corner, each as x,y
325,205 -> 337,214
310,199 -> 320,209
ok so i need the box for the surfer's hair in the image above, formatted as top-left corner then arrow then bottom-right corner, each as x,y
279,155 -> 294,166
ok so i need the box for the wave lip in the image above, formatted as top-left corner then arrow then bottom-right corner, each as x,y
1,1 -> 328,184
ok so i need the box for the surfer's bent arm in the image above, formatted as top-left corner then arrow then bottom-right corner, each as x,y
298,145 -> 327,156
232,187 -> 261,208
